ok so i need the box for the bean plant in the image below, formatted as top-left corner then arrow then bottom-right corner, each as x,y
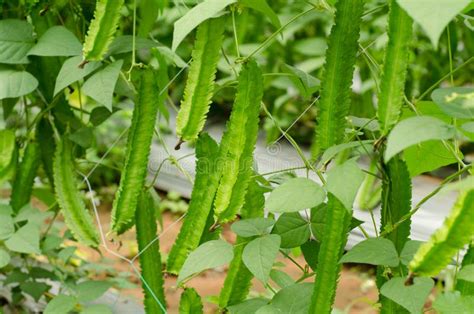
0,0 -> 473,313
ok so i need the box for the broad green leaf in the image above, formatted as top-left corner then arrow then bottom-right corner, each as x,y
441,176 -> 474,194
272,213 -> 310,248
326,159 -> 365,210
172,0 -> 237,51
458,265 -> 474,282
0,19 -> 34,64
81,304 -> 113,314
89,106 -> 115,126
75,281 -> 112,302
82,60 -> 123,111
0,248 -> 10,268
0,203 -> 12,215
432,87 -> 474,119
404,140 -> 460,177
270,269 -> 294,288
227,298 -> 269,314
293,38 -> 327,56
4,222 -> 40,254
283,64 -> 320,99
462,121 -> 474,133
318,140 -> 374,168
310,204 -> 327,241
20,281 -> 50,301
255,305 -> 276,314
54,56 -> 101,96
385,116 -> 456,162
28,26 -> 82,57
397,0 -> 471,48
107,35 -> 158,55
400,240 -> 423,266
0,68 -> 38,99
340,238 -> 399,267
14,204 -> 52,225
243,234 -> 281,283
240,0 -> 281,29
44,294 -> 77,314
177,240 -> 234,284
380,277 -> 434,313
301,240 -> 320,271
433,291 -> 474,314
266,178 -> 325,213
69,127 -> 94,148
0,212 -> 14,240
270,282 -> 313,313
155,46 -> 188,68
231,218 -> 275,237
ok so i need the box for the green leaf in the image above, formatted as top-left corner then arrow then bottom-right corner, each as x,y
28,26 -> 82,57
14,204 -> 52,225
404,140 -> 460,177
0,19 -> 34,64
326,159 -> 365,210
81,304 -> 113,314
293,38 -> 327,57
54,56 -> 101,96
458,265 -> 474,282
240,0 -> 280,29
431,87 -> 474,119
340,238 -> 400,267
89,106 -> 116,126
231,218 -> 275,237
75,281 -> 112,302
385,116 -> 457,162
107,35 -> 157,55
310,204 -> 326,241
283,64 -> 320,99
270,283 -> 314,313
82,60 -> 123,111
0,68 -> 38,99
44,294 -> 77,314
177,239 -> 234,284
272,213 -> 310,248
20,281 -> 50,301
138,0 -> 165,37
270,269 -> 294,288
0,248 -> 10,268
172,0 -> 236,51
266,178 -> 325,213
0,212 -> 14,240
318,140 -> 374,168
227,298 -> 269,314
242,234 -> 281,284
396,0 -> 471,48
68,127 -> 94,148
301,240 -> 320,271
433,291 -> 474,314
400,240 -> 423,266
381,277 -> 434,313
4,222 -> 40,254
